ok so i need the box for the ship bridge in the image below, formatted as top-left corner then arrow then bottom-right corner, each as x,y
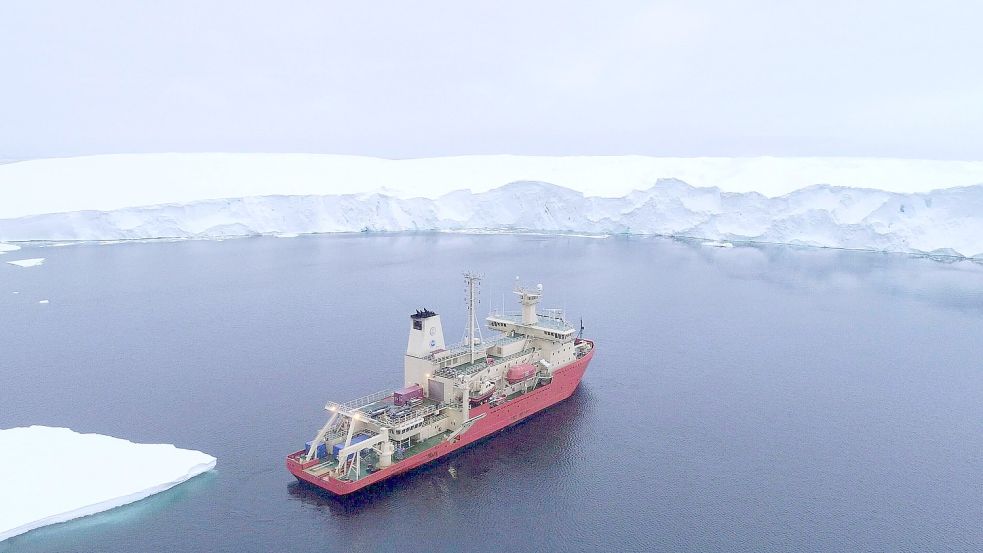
486,308 -> 576,341
485,281 -> 576,342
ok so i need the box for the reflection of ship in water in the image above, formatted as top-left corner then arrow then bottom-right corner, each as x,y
286,384 -> 593,513
287,273 -> 595,495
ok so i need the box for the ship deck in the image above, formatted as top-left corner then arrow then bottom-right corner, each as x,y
434,346 -> 536,379
487,311 -> 574,332
352,396 -> 442,427
299,430 -> 453,482
425,333 -> 520,362
400,430 -> 451,459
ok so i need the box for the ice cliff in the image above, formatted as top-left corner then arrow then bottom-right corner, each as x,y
1,154 -> 982,257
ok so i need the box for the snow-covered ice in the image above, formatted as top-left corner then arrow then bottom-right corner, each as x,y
0,426 -> 216,542
3,154 -> 983,218
38,299 -> 49,304
0,243 -> 20,254
1,154 -> 983,256
3,180 -> 983,256
5,258 -> 45,267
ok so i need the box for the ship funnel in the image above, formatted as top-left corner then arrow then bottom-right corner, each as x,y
406,308 -> 444,358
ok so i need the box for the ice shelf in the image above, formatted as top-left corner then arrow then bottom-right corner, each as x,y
1,154 -> 983,256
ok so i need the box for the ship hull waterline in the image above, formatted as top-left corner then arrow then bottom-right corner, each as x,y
287,341 -> 594,495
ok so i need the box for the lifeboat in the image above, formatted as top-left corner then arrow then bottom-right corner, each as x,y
469,381 -> 495,405
505,363 -> 537,384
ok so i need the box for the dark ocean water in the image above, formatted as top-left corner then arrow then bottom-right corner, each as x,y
2,234 -> 982,552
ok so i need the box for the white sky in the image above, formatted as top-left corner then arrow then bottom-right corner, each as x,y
2,1 -> 982,160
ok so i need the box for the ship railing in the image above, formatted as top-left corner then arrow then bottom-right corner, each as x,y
424,343 -> 476,361
434,347 -> 536,379
488,309 -> 522,319
389,410 -> 449,438
424,333 -> 517,362
425,410 -> 448,425
383,403 -> 437,425
324,428 -> 347,442
488,309 -> 572,331
574,339 -> 593,358
390,418 -> 428,437
542,308 -> 565,321
326,389 -> 393,413
489,308 -> 564,320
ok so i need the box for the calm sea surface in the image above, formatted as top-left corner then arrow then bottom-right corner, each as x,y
2,234 -> 982,552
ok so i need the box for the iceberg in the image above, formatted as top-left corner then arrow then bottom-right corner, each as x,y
0,426 -> 216,542
0,154 -> 982,257
5,257 -> 44,268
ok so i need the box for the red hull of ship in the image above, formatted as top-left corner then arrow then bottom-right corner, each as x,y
286,341 -> 594,495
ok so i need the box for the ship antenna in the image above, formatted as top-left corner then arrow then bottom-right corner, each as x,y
463,272 -> 484,363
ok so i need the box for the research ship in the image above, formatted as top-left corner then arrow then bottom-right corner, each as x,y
286,274 -> 595,495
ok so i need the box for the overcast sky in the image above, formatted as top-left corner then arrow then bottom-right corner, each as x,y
2,1 -> 981,160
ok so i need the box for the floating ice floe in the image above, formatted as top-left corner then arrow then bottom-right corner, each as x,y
0,426 -> 216,542
0,243 -> 21,254
38,299 -> 49,304
5,258 -> 45,268
703,240 -> 734,248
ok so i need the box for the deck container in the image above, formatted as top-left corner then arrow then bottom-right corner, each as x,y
393,384 -> 424,405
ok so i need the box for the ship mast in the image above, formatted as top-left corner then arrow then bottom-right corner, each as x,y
463,272 -> 483,363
